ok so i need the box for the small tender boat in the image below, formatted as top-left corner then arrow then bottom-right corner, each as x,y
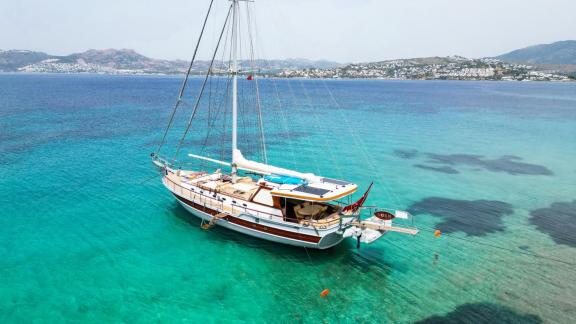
151,0 -> 418,249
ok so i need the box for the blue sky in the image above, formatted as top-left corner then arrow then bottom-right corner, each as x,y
2,0 -> 575,62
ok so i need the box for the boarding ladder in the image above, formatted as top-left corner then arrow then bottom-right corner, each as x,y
201,213 -> 227,230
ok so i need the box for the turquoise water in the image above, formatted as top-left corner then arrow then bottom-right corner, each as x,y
1,74 -> 576,323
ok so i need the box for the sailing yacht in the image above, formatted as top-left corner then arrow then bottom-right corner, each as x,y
151,0 -> 418,249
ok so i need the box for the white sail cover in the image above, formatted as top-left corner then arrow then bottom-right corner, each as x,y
233,149 -> 322,183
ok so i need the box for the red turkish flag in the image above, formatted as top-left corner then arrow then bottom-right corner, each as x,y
342,182 -> 373,215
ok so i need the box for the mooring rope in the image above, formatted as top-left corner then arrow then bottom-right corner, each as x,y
415,225 -> 576,268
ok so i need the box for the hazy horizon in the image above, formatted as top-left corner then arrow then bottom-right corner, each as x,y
2,0 -> 575,63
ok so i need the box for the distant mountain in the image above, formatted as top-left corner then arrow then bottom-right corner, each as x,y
495,40 -> 576,65
62,49 -> 188,71
0,48 -> 341,74
0,50 -> 51,71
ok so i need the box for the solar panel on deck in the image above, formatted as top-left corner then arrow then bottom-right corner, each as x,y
293,185 -> 330,196
322,178 -> 351,186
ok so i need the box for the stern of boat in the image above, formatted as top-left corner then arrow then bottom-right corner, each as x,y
342,208 -> 419,247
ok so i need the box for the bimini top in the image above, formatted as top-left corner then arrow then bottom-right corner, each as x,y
269,177 -> 358,202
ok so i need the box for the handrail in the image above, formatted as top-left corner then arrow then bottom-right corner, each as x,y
164,176 -> 278,218
163,176 -> 342,231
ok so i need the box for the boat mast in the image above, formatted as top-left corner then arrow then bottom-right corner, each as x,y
231,0 -> 239,181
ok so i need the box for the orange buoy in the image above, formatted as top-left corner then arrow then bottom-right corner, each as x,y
434,230 -> 441,238
320,289 -> 330,297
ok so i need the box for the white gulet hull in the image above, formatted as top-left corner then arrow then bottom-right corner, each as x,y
165,178 -> 347,249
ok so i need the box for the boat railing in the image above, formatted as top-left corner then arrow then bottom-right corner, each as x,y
164,175 -> 280,220
164,176 -> 339,231
151,153 -> 174,168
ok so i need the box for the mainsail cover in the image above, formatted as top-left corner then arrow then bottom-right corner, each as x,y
233,149 -> 321,183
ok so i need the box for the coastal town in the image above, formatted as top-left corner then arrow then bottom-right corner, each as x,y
276,56 -> 572,81
16,59 -> 138,74
2,49 -> 573,81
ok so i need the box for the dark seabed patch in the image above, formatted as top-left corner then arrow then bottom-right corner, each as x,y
416,303 -> 542,324
530,200 -> 576,247
425,153 -> 553,176
393,149 -> 419,159
408,197 -> 514,236
414,164 -> 459,174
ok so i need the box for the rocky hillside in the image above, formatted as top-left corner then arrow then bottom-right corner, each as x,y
0,49 -> 341,74
0,50 -> 51,71
496,40 -> 576,65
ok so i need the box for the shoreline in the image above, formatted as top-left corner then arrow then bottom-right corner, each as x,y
1,71 -> 574,82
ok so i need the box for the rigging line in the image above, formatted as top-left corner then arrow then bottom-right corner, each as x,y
139,173 -> 162,185
282,77 -> 322,175
200,19 -> 233,160
199,80 -> 228,168
306,80 -> 346,179
236,2 -> 247,145
294,76 -> 344,179
199,23 -> 233,159
248,5 -> 298,167
238,4 -> 252,159
238,79 -> 249,152
200,76 -> 233,158
236,3 -> 256,160
245,2 -> 267,163
261,66 -> 298,166
414,224 -> 576,268
302,247 -> 339,321
320,80 -> 403,207
218,30 -> 233,163
156,0 -> 216,155
220,83 -> 230,162
267,69 -> 298,167
173,4 -> 234,163
243,4 -> 264,164
254,77 -> 267,163
219,21 -> 235,162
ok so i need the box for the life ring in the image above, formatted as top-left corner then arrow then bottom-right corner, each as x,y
374,211 -> 395,221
